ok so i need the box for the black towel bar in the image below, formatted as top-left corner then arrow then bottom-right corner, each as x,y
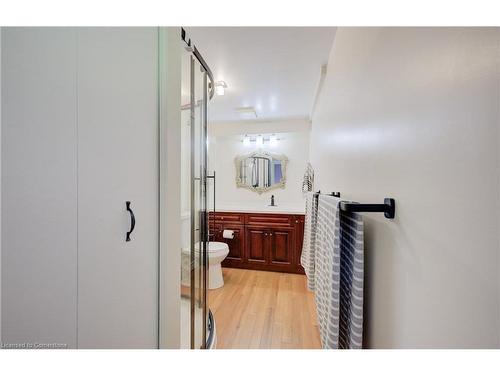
340,198 -> 395,219
314,190 -> 340,197
314,191 -> 395,219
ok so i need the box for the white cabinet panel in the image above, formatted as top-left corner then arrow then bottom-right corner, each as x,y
1,28 -> 78,348
76,28 -> 159,348
1,27 -> 159,349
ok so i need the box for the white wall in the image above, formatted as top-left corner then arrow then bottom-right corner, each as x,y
310,27 -> 500,348
208,119 -> 310,211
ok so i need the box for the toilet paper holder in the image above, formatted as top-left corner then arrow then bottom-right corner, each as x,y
222,229 -> 234,239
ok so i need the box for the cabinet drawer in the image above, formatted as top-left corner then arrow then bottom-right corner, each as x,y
209,212 -> 245,224
245,213 -> 293,227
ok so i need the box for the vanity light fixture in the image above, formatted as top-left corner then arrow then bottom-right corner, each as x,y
240,134 -> 282,147
256,135 -> 264,147
214,81 -> 227,96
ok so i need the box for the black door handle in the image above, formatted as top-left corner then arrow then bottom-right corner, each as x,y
126,201 -> 136,242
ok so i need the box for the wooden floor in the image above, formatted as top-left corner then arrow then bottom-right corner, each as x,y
209,267 -> 322,349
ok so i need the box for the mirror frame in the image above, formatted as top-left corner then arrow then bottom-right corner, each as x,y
234,151 -> 289,194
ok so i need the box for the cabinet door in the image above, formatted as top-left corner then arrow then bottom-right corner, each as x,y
246,226 -> 269,265
77,28 -> 159,349
269,227 -> 294,267
294,216 -> 305,273
220,224 -> 245,263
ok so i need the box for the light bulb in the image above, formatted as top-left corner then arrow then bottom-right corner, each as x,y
243,135 -> 251,147
256,135 -> 263,147
269,134 -> 278,147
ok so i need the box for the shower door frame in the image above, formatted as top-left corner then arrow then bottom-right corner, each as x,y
158,27 -> 215,349
186,29 -> 214,349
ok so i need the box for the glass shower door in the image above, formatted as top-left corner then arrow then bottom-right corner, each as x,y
180,41 -> 210,349
191,55 -> 209,349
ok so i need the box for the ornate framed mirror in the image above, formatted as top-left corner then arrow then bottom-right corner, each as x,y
235,151 -> 288,194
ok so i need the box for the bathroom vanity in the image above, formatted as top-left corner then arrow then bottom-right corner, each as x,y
208,211 -> 305,274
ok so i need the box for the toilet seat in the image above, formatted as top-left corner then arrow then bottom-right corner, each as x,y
182,242 -> 229,259
182,241 -> 229,257
205,241 -> 229,253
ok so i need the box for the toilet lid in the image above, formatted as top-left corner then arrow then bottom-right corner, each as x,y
184,241 -> 229,254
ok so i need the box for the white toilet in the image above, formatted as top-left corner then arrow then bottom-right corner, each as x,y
205,242 -> 230,289
181,241 -> 229,289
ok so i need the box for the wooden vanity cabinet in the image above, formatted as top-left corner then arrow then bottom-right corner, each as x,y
210,211 -> 305,274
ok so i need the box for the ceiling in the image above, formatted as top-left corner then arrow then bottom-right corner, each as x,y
185,27 -> 336,123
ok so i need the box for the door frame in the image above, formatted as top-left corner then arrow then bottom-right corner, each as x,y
158,26 -> 215,349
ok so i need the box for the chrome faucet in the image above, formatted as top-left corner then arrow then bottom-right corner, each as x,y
270,195 -> 276,207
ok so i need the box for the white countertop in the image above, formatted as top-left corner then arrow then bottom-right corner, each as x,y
215,206 -> 305,215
